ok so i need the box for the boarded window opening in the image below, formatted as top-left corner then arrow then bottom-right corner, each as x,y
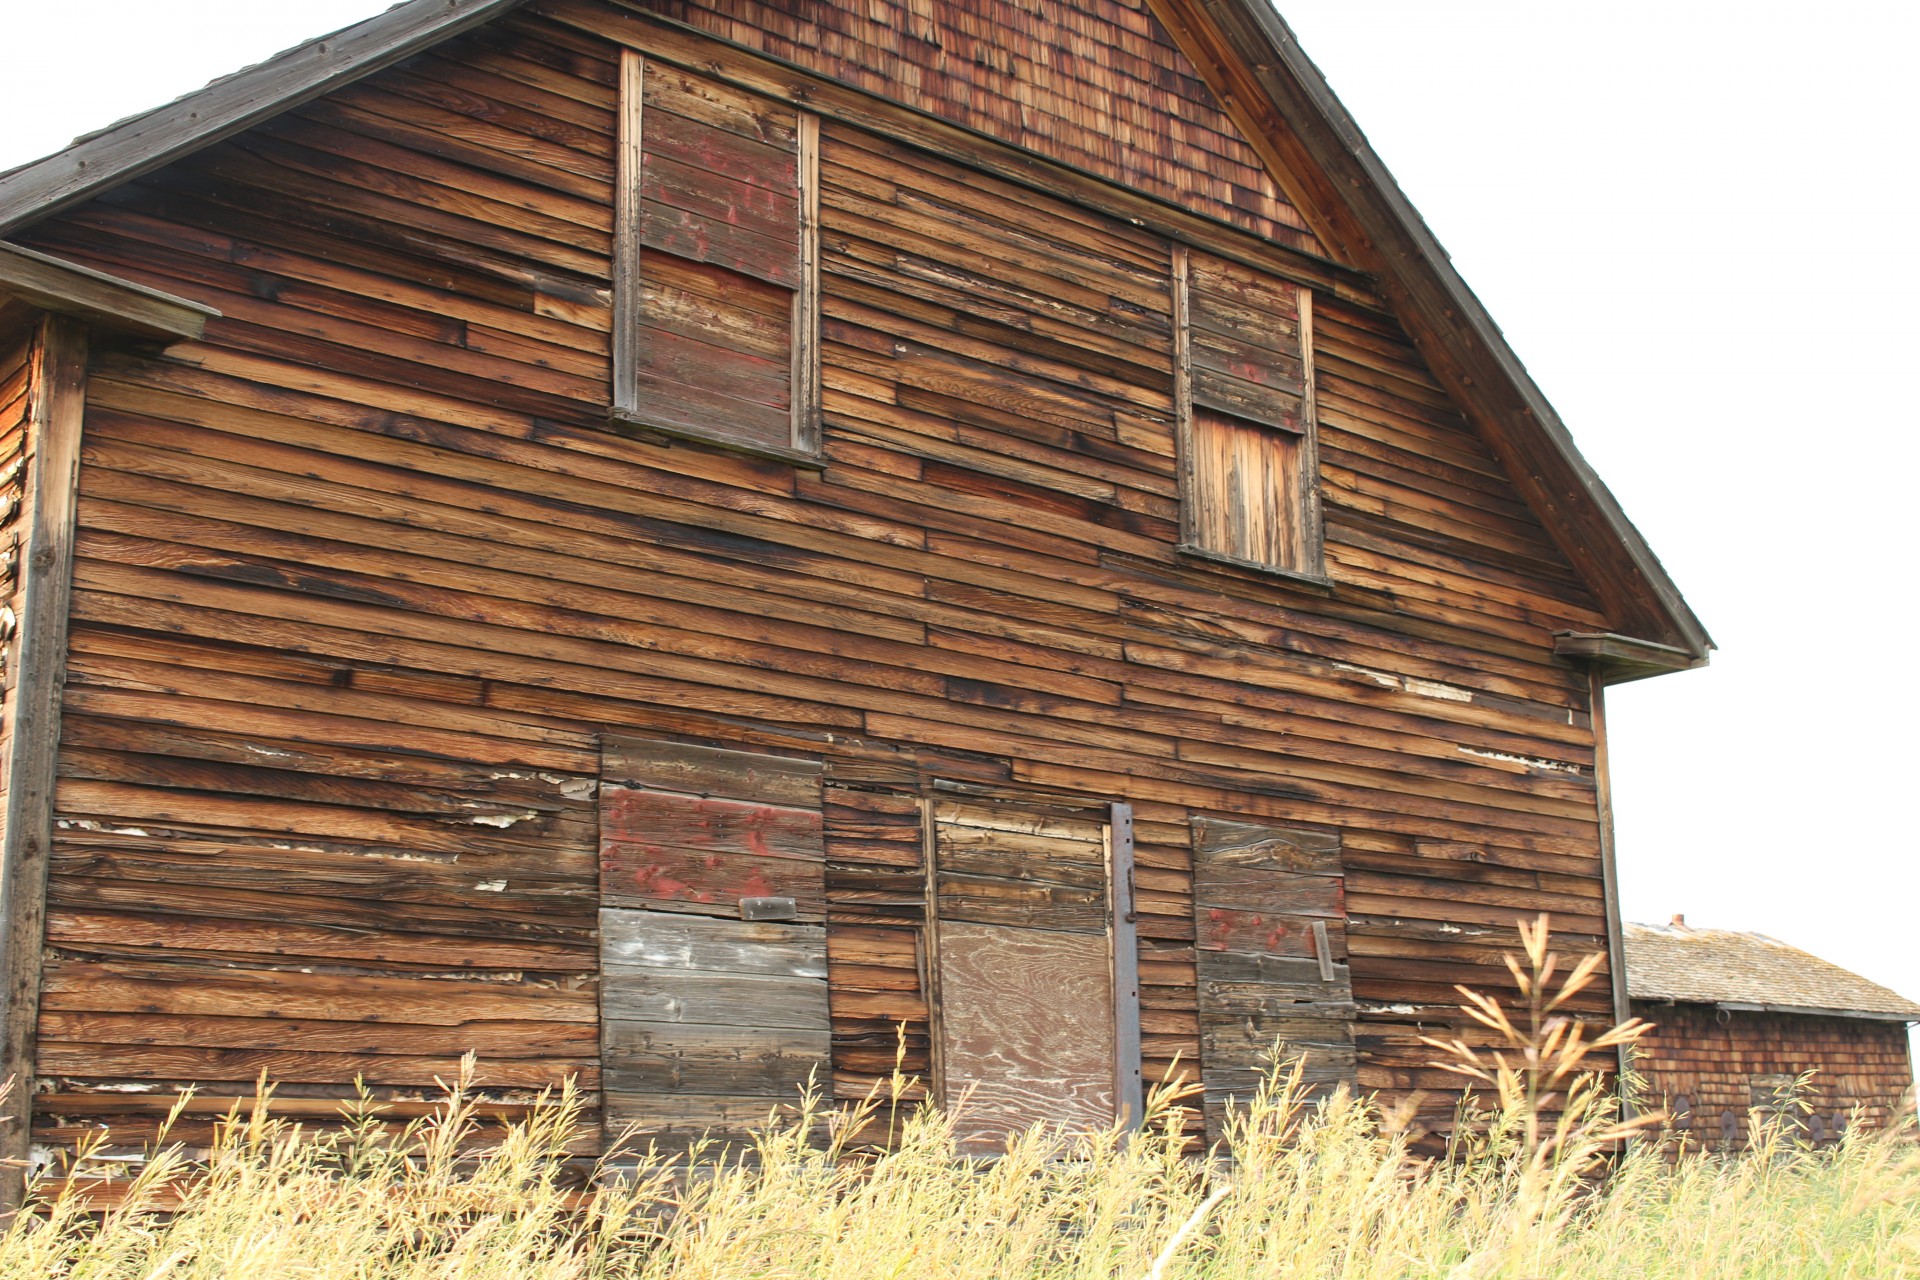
1191,817 -> 1355,1144
926,795 -> 1141,1154
1174,246 -> 1321,576
613,55 -> 821,456
598,737 -> 830,1151
1191,408 -> 1307,570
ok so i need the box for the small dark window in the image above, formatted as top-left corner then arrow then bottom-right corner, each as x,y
612,55 -> 821,459
1174,247 -> 1322,577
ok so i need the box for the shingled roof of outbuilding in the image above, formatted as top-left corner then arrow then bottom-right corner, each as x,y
1624,922 -> 1920,1022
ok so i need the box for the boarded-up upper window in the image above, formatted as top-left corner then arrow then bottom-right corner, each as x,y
927,795 -> 1141,1154
613,55 -> 821,458
1175,248 -> 1322,577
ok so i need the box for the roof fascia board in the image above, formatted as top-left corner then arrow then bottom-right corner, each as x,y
1148,0 -> 1713,663
0,242 -> 217,342
0,0 -> 531,238
1716,1001 -> 1920,1024
1555,631 -> 1705,685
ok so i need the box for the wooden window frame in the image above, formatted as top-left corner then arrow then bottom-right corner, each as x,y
610,51 -> 824,468
1172,244 -> 1328,585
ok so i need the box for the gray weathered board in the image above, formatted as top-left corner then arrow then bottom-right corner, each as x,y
599,737 -> 829,1150
1192,817 -> 1355,1141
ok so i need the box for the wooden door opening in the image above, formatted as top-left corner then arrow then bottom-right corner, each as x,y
923,792 -> 1141,1154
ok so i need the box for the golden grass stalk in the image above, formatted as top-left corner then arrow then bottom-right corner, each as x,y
0,919 -> 1912,1278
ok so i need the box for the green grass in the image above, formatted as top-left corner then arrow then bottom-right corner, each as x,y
6,920 -> 1916,1279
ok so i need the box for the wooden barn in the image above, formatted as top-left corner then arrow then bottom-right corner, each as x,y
0,0 -> 1712,1192
1626,919 -> 1919,1148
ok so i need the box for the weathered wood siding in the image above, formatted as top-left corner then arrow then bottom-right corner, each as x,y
12,0 -> 1620,1152
631,0 -> 1321,254
1635,1004 -> 1918,1148
0,331 -> 30,817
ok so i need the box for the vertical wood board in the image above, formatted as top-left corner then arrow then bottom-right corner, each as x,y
0,316 -> 85,1207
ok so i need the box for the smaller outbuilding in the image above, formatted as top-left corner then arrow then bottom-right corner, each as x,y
1625,918 -> 1919,1147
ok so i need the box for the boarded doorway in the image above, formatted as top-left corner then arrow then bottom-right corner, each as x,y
925,792 -> 1140,1154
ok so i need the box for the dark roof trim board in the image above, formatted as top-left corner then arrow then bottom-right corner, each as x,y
0,242 -> 216,342
0,0 -> 530,236
0,0 -> 1711,668
1710,1003 -> 1920,1026
1554,631 -> 1704,683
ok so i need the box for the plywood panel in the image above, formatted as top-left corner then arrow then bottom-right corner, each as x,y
935,920 -> 1115,1152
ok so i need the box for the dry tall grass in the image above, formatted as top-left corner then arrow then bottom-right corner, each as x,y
5,919 -> 1916,1279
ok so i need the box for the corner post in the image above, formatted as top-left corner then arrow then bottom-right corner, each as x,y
0,313 -> 87,1211
1587,668 -> 1636,1113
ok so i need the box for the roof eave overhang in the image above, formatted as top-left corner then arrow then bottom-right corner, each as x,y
0,242 -> 216,343
1146,0 -> 1714,670
1554,631 -> 1706,686
1636,996 -> 1920,1025
0,0 -> 531,239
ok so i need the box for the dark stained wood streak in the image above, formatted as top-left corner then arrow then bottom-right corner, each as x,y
0,316 -> 86,1209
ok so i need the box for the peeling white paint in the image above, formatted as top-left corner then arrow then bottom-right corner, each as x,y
548,775 -> 598,801
1331,663 -> 1479,705
57,819 -> 151,837
1438,924 -> 1463,934
466,811 -> 538,828
1358,1002 -> 1422,1015
1405,677 -> 1474,703
474,880 -> 507,893
1331,661 -> 1399,689
1457,746 -> 1584,775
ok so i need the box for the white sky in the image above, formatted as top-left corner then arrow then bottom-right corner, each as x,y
4,4 -> 1916,1053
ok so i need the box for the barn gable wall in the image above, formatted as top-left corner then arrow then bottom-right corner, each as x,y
626,0 -> 1325,256
10,2 -> 1619,1156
